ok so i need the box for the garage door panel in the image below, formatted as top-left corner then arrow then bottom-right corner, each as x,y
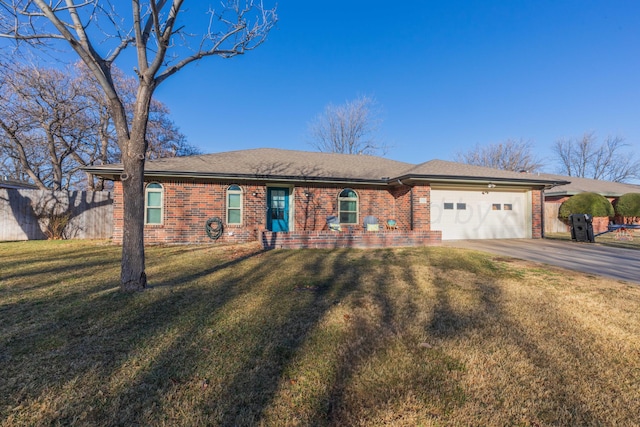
431,190 -> 530,240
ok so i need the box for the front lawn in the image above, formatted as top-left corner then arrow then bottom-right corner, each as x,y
1,241 -> 639,426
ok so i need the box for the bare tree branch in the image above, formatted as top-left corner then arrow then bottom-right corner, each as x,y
455,139 -> 544,172
307,95 -> 387,156
0,62 -> 194,190
553,132 -> 640,182
0,0 -> 276,291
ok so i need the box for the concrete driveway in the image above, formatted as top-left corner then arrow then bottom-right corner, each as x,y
443,239 -> 640,285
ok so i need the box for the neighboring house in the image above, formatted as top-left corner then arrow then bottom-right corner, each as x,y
83,148 -> 568,248
537,173 -> 640,233
541,174 -> 640,203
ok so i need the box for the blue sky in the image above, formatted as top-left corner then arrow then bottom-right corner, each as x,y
157,0 -> 640,172
8,1 -> 639,173
154,1 -> 640,173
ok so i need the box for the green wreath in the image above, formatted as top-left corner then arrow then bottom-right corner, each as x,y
205,217 -> 224,240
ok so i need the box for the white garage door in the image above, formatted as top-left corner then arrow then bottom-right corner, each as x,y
430,189 -> 531,240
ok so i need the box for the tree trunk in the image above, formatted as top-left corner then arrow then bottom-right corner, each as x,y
114,83 -> 153,292
119,141 -> 147,291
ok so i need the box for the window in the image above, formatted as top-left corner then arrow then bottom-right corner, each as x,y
492,204 -> 501,210
145,183 -> 163,224
444,203 -> 454,210
503,204 -> 513,211
227,184 -> 243,224
456,203 -> 467,210
338,188 -> 358,224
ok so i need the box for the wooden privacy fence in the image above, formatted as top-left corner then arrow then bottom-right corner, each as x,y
544,202 -> 569,234
0,189 -> 113,241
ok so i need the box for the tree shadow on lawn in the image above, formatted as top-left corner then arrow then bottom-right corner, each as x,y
3,246 -> 631,426
119,247 -> 391,425
0,247 -> 484,425
1,246 -> 466,425
426,253 -> 626,425
0,245 -> 266,420
317,250 -> 468,425
2,247 -> 350,425
0,245 -> 118,280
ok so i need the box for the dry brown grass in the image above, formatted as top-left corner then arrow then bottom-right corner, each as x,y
1,240 -> 639,426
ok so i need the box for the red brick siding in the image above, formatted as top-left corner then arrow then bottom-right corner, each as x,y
111,180 -> 541,244
262,230 -> 442,249
112,181 -> 123,243
591,217 -> 610,234
112,180 -> 423,244
531,189 -> 543,238
293,184 -> 413,232
410,185 -> 431,230
113,180 -> 265,244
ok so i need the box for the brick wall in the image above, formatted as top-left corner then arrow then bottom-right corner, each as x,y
591,217 -> 610,234
295,184 -> 413,232
112,181 -> 123,243
410,185 -> 431,230
531,189 -> 543,238
113,180 -> 266,244
111,180 -> 421,244
112,180 -> 548,244
262,229 -> 442,249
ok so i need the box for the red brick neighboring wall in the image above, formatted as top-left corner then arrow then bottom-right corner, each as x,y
591,217 -> 610,234
262,230 -> 442,249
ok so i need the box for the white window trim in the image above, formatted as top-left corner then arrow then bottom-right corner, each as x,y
144,182 -> 164,225
226,184 -> 243,225
338,188 -> 359,225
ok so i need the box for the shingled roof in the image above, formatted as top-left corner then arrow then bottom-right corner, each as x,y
85,148 -> 412,184
83,148 -> 567,187
397,159 -> 565,185
538,173 -> 640,197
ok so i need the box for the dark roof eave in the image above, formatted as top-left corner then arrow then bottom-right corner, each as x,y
545,190 -> 628,197
82,167 -> 571,189
82,167 -> 390,186
395,174 -> 570,188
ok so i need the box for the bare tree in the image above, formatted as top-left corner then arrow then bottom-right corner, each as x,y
0,62 -> 196,191
0,1 -> 276,291
455,139 -> 544,172
553,132 -> 640,182
307,95 -> 385,155
0,64 -> 86,191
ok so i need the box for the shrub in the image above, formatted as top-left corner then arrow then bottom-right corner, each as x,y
32,193 -> 74,240
558,192 -> 614,220
614,193 -> 640,223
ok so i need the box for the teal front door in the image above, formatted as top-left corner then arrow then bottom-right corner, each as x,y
267,188 -> 289,232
